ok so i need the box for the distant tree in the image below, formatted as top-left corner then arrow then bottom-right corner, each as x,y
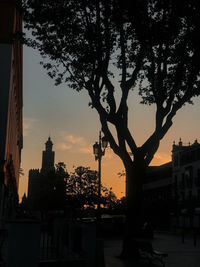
109,196 -> 127,215
103,187 -> 118,211
66,166 -> 111,212
23,0 -> 200,256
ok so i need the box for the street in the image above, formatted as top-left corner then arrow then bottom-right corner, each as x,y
104,231 -> 200,267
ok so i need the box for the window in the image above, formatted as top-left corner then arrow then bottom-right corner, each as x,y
173,153 -> 179,167
197,189 -> 200,200
198,169 -> 200,179
181,191 -> 185,201
185,166 -> 193,188
195,169 -> 200,187
179,174 -> 185,189
197,148 -> 200,160
190,151 -> 195,162
174,175 -> 178,187
188,190 -> 192,200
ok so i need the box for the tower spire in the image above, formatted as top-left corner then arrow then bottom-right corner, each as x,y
41,137 -> 55,173
45,136 -> 53,151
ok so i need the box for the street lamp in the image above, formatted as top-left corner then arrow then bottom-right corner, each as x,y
93,131 -> 108,221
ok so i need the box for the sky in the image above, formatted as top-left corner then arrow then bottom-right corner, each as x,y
19,44 -> 200,201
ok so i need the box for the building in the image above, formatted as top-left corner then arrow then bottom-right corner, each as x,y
28,137 -> 68,214
143,138 -> 200,208
28,137 -> 55,210
143,162 -> 173,202
0,0 -> 23,223
172,138 -> 200,210
41,137 -> 55,173
143,138 -> 200,229
27,169 -> 41,210
143,162 -> 173,228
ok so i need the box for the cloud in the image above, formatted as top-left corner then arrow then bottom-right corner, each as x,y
64,135 -> 85,145
57,133 -> 91,154
56,143 -> 72,151
79,146 -> 92,154
23,117 -> 38,137
152,152 -> 171,165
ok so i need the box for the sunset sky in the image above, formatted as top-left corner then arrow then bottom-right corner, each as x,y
19,44 -> 200,201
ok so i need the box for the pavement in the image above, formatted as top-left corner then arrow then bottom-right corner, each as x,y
103,231 -> 200,267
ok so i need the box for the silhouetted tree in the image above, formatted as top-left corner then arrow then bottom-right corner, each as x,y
23,0 -> 200,257
103,187 -> 118,211
66,166 -> 112,213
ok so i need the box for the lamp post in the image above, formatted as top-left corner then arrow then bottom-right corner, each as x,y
93,131 -> 108,221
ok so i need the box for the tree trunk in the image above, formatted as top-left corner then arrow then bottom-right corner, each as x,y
120,160 -> 147,259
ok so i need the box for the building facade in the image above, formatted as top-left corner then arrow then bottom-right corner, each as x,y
143,162 -> 173,202
143,162 -> 173,228
0,0 -> 23,223
172,139 -> 200,210
143,139 -> 200,229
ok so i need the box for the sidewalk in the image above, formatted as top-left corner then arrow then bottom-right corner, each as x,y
103,232 -> 200,267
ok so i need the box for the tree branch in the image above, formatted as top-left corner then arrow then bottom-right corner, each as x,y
124,127 -> 138,154
119,21 -> 127,84
123,46 -> 145,89
141,87 -> 195,166
103,75 -> 116,115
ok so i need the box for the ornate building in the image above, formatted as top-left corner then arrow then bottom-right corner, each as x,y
172,139 -> 200,208
143,138 -> 200,229
143,162 -> 173,202
0,0 -> 23,223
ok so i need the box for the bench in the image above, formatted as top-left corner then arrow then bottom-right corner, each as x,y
134,239 -> 168,267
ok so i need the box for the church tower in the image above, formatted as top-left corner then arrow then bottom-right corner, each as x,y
41,137 -> 55,173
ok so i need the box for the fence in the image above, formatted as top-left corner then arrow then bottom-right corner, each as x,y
40,219 -> 86,266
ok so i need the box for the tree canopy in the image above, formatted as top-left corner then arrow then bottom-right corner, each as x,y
23,0 -> 200,169
66,166 -> 116,211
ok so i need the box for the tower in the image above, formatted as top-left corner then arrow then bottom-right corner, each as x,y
41,137 -> 55,173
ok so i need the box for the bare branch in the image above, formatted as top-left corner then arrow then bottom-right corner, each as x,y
103,75 -> 116,114
119,23 -> 127,84
123,46 -> 145,90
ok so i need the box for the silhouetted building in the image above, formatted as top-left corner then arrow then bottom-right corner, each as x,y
143,162 -> 173,202
28,169 -> 41,210
143,139 -> 200,229
172,138 -> 200,209
41,137 -> 55,173
143,162 -> 173,228
0,0 -> 23,224
28,137 -> 58,211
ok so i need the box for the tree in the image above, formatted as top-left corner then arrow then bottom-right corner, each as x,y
22,0 -> 200,256
66,166 -> 111,213
103,187 -> 118,211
